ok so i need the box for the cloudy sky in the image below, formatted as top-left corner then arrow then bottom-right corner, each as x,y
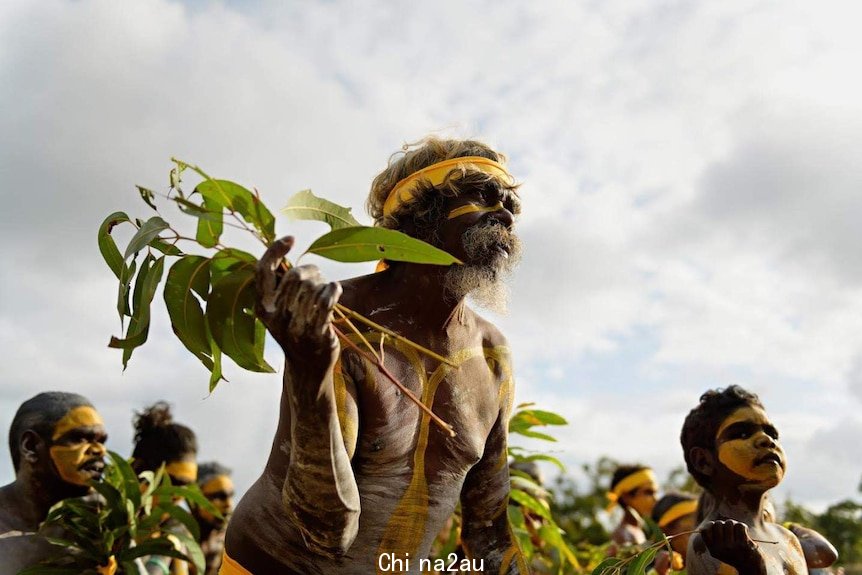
2,0 -> 861,514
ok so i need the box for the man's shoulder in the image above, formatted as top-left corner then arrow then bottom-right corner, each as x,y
466,307 -> 508,348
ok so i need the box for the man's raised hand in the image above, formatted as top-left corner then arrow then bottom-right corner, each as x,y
255,236 -> 343,375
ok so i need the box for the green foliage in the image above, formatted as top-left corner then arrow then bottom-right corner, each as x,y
506,402 -> 581,573
18,451 -> 215,574
99,159 -> 460,389
282,189 -> 361,230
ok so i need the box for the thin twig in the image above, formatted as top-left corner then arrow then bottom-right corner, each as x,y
334,325 -> 455,437
335,304 -> 457,367
334,307 -> 380,363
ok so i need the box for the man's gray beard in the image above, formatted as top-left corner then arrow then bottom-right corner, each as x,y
443,223 -> 522,314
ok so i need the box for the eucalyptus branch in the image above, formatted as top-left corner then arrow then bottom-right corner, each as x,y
334,324 -> 455,437
334,304 -> 457,367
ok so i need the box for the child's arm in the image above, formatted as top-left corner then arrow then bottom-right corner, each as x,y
687,520 -> 767,575
786,523 -> 838,569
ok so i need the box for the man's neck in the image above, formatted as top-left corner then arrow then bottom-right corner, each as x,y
377,263 -> 466,328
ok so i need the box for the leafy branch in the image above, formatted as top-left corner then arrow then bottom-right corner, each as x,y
18,452 -> 215,574
99,160 -> 461,433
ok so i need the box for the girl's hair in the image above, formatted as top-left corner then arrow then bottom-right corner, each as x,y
131,401 -> 197,473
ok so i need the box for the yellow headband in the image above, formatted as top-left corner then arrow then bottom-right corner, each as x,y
52,406 -> 104,441
658,499 -> 698,528
165,460 -> 198,484
382,156 -> 513,217
201,475 -> 234,495
605,468 -> 657,512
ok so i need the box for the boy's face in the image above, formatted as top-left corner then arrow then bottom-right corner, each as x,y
714,405 -> 785,488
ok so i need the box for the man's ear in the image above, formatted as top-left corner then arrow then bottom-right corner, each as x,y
20,429 -> 46,465
690,447 -> 716,478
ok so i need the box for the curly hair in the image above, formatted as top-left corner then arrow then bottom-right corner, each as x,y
680,385 -> 764,489
366,136 -> 520,244
131,401 -> 197,473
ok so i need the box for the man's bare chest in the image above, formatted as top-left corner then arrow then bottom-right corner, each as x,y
349,342 -> 507,479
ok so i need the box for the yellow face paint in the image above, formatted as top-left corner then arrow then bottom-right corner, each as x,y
49,443 -> 102,486
605,468 -> 657,512
198,474 -> 234,524
627,480 -> 659,518
49,405 -> 106,486
716,406 -> 784,483
446,201 -> 505,220
165,460 -> 198,484
52,406 -> 104,440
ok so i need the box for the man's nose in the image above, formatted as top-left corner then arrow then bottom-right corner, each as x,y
488,204 -> 514,229
89,441 -> 107,456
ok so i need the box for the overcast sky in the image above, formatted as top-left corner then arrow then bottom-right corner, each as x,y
2,0 -> 861,514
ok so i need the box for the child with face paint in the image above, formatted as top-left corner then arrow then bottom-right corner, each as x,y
0,392 -> 110,575
607,464 -> 660,548
191,462 -> 235,575
651,492 -> 698,574
681,385 -> 807,575
131,402 -> 198,575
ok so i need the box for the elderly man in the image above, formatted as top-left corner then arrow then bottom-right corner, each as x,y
224,137 -> 528,574
0,391 -> 108,575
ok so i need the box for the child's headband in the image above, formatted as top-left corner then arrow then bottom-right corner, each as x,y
605,468 -> 656,512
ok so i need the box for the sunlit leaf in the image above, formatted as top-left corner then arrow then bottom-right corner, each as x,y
591,557 -> 623,575
282,189 -> 362,230
206,267 -> 274,373
626,546 -> 658,575
509,488 -> 552,521
305,226 -> 461,265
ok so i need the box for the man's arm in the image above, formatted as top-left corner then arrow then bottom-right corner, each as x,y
256,237 -> 361,557
459,409 -> 528,575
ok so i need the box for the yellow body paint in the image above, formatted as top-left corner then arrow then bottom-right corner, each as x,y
716,407 -> 783,482
333,359 -> 358,458
165,460 -> 198,484
52,406 -> 104,440
446,201 -> 504,220
199,474 -> 234,524
339,333 -> 522,573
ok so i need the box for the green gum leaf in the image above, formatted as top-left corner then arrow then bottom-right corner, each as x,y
282,189 -> 362,230
305,226 -> 461,265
